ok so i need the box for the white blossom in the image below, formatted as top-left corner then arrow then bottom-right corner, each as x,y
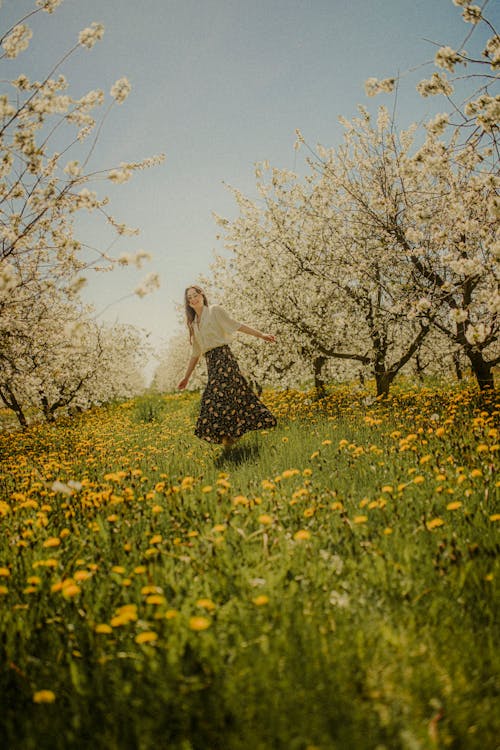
364,76 -> 396,97
465,323 -> 487,345
435,46 -> 464,72
462,5 -> 482,23
484,36 -> 500,69
2,24 -> 32,58
416,72 -> 454,97
425,112 -> 449,135
110,77 -> 131,104
36,0 -> 64,12
78,22 -> 104,49
134,272 -> 160,298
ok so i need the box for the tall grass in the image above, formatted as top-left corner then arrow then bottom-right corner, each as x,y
0,382 -> 498,749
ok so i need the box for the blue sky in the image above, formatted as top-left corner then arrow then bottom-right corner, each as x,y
2,0 -> 497,372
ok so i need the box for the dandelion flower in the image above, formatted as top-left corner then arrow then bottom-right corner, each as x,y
135,631 -> 158,645
426,518 -> 445,530
189,616 -> 211,631
95,624 -> 113,634
294,530 -> 311,541
446,501 -> 462,511
33,690 -> 56,704
252,595 -> 269,606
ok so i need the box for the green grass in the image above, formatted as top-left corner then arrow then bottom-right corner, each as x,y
0,383 -> 498,750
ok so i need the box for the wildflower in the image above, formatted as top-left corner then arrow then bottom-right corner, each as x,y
165,609 -> 178,619
0,586 -> 8,595
189,616 -> 211,631
252,595 -> 269,606
383,528 -> 393,535
258,514 -> 273,525
135,631 -> 158,645
353,515 -> 368,524
146,595 -> 166,605
294,530 -> 311,541
446,501 -> 462,510
202,485 -> 213,493
413,476 -> 425,484
490,514 -> 500,522
0,568 -> 10,577
426,518 -> 445,530
381,485 -> 393,493
43,537 -> 60,548
33,690 -> 56,704
62,583 -> 80,598
196,598 -> 216,610
95,624 -> 113,634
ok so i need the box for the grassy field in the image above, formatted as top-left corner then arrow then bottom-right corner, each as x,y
0,382 -> 499,750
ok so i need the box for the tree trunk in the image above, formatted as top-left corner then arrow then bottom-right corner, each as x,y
453,351 -> 463,381
466,349 -> 495,391
415,352 -> 425,383
313,356 -> 327,398
0,385 -> 28,429
374,368 -> 395,398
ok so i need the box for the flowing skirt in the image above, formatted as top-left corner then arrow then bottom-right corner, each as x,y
195,345 -> 277,444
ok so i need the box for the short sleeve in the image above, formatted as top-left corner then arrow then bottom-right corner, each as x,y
212,305 -> 242,335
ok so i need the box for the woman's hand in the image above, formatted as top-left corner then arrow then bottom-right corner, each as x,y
261,333 -> 276,343
178,377 -> 189,390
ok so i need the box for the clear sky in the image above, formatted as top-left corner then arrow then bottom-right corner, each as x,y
2,0 -> 497,375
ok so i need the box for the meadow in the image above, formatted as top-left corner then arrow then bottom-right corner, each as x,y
0,381 -> 498,750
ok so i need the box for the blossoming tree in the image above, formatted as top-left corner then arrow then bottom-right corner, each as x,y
0,1 -> 164,424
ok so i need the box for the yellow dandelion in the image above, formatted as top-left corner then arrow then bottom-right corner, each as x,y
62,583 -> 81,598
321,439 -> 332,446
165,609 -> 178,619
135,631 -> 158,645
476,444 -> 489,453
0,585 -> 9,595
152,505 -> 163,514
383,527 -> 393,535
302,468 -> 312,477
303,507 -> 315,518
0,567 -> 10,577
470,469 -> 483,478
43,537 -> 60,548
202,485 -> 213,493
146,594 -> 166,605
33,690 -> 56,704
258,514 -> 273,525
252,595 -> 269,606
489,514 -> 500,522
413,476 -> 425,484
353,515 -> 368,524
446,501 -> 462,511
111,566 -> 126,574
381,485 -> 393,493
149,534 -> 162,545
426,518 -> 445,530
95,624 -> 113,634
294,530 -> 311,541
189,616 -> 211,631
196,598 -> 216,610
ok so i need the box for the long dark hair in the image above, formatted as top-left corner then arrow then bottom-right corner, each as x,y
184,285 -> 209,343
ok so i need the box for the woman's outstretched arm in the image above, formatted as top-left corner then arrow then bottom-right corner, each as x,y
237,324 -> 276,343
178,355 -> 200,389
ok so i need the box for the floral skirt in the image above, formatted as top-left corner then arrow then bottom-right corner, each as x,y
195,345 -> 277,444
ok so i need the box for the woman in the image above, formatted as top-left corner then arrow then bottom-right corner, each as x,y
178,285 -> 277,447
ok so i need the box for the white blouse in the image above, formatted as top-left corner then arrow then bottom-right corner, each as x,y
191,304 -> 242,358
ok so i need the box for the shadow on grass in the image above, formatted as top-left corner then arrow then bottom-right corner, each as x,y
214,440 -> 261,468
